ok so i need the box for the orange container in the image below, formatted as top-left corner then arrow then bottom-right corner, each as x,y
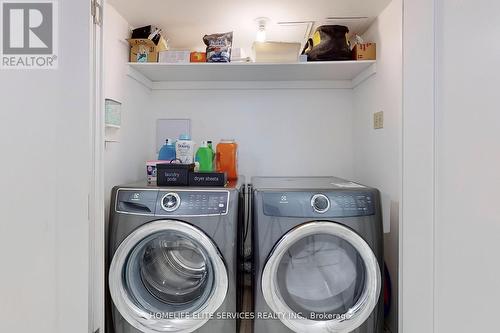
216,140 -> 238,180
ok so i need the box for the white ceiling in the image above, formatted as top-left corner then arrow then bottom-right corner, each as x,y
109,0 -> 392,53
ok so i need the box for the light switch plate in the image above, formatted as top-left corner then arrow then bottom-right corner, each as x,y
374,111 -> 384,129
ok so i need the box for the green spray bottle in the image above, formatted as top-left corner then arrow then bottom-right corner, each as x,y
195,141 -> 214,172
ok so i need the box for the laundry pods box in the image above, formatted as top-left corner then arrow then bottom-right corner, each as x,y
353,43 -> 376,60
146,161 -> 158,185
146,161 -> 169,185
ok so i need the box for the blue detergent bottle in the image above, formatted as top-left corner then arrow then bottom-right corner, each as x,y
158,139 -> 176,161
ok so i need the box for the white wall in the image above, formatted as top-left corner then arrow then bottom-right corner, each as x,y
434,0 -> 500,331
150,88 -> 355,179
103,4 -> 155,214
352,0 -> 402,331
0,1 -> 91,333
103,79 -> 155,210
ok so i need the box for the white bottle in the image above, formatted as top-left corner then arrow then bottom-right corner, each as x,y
175,134 -> 196,164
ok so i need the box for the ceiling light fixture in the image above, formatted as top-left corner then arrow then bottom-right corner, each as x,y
255,17 -> 269,43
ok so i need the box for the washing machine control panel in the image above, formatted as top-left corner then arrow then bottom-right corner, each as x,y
115,189 -> 230,216
157,191 -> 229,216
262,191 -> 376,218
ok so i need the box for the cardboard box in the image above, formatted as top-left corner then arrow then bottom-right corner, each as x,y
128,37 -> 168,63
353,43 -> 376,61
252,42 -> 301,63
146,161 -> 174,185
159,50 -> 191,63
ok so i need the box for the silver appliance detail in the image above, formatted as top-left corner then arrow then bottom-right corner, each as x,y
109,220 -> 228,333
310,194 -> 330,213
261,222 -> 381,333
252,176 -> 384,333
161,192 -> 181,212
108,180 -> 243,333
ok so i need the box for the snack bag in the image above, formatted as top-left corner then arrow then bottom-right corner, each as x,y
203,32 -> 233,62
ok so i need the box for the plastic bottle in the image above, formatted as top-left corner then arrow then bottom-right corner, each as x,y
158,139 -> 176,161
195,141 -> 214,172
207,140 -> 214,154
207,140 -> 215,164
216,139 -> 238,180
175,134 -> 196,164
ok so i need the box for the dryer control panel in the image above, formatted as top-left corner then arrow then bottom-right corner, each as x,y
262,191 -> 376,218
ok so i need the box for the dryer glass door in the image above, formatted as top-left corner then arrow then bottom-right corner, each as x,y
262,221 -> 381,333
109,220 -> 228,333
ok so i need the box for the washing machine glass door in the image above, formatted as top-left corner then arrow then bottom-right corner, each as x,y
109,220 -> 228,333
262,221 -> 381,333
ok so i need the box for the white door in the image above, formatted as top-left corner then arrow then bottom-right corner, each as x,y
0,0 -> 92,332
109,220 -> 228,333
261,222 -> 381,333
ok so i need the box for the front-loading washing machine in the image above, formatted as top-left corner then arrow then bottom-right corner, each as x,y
252,177 -> 384,333
107,180 -> 244,333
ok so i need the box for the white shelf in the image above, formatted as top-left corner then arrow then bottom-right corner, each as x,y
127,61 -> 376,90
105,124 -> 121,129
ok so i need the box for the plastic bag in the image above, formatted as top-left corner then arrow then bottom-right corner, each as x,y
302,25 -> 351,61
203,32 -> 233,63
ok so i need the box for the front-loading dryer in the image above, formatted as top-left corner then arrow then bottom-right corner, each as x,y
252,177 -> 384,333
107,180 -> 244,333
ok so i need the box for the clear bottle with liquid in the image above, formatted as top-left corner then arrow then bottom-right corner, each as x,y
216,139 -> 238,180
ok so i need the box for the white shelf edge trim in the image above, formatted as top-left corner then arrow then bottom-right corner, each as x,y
126,62 -> 377,90
152,80 -> 353,90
